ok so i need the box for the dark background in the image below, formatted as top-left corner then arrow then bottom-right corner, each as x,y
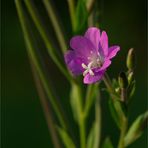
2,0 -> 147,148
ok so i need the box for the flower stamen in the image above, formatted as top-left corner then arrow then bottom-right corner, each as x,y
82,62 -> 94,76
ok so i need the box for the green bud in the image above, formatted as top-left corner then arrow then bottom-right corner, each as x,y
118,72 -> 128,88
115,87 -> 120,94
128,71 -> 134,84
124,111 -> 148,146
126,48 -> 135,70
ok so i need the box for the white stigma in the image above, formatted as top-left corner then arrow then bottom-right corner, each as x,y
81,62 -> 94,76
81,50 -> 103,76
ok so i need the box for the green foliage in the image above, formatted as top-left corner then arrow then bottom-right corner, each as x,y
87,89 -> 101,148
75,0 -> 88,34
124,111 -> 148,146
57,127 -> 76,148
126,48 -> 135,71
70,83 -> 82,123
102,137 -> 114,148
108,99 -> 121,129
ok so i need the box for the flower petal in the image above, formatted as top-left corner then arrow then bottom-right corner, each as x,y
84,27 -> 100,51
83,70 -> 105,84
97,59 -> 111,72
64,50 -> 84,75
70,36 -> 96,61
107,46 -> 120,59
99,31 -> 108,56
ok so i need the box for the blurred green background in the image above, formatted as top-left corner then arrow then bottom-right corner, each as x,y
2,0 -> 147,148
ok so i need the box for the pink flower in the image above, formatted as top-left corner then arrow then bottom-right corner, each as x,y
65,27 -> 120,84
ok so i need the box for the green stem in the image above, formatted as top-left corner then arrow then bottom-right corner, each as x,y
74,83 -> 86,148
67,0 -> 76,32
84,84 -> 98,118
103,73 -> 115,94
94,87 -> 101,148
24,0 -> 72,82
80,114 -> 86,148
42,0 -> 67,54
103,73 -> 120,100
30,60 -> 61,148
15,0 -> 67,130
103,73 -> 128,148
118,118 -> 128,148
86,0 -> 96,14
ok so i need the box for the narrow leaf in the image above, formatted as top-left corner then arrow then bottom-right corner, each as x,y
70,83 -> 82,123
57,127 -> 76,148
102,137 -> 114,148
87,88 -> 101,148
108,99 -> 121,129
75,0 -> 88,33
124,111 -> 148,146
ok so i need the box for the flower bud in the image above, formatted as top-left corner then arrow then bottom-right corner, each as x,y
115,87 -> 120,94
128,71 -> 134,84
118,72 -> 128,88
126,48 -> 135,70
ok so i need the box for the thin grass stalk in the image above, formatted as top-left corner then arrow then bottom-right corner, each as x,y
42,0 -> 67,54
24,0 -> 72,82
67,0 -> 76,32
30,59 -> 61,148
15,0 -> 67,130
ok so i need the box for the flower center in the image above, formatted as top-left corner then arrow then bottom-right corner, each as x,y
82,54 -> 103,76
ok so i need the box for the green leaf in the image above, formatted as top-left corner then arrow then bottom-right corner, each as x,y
57,127 -> 76,148
75,0 -> 88,33
87,89 -> 101,148
87,121 -> 100,148
102,137 -> 114,148
108,99 -> 121,129
124,111 -> 148,147
84,84 -> 98,118
109,98 -> 127,129
87,123 -> 95,148
70,83 -> 82,123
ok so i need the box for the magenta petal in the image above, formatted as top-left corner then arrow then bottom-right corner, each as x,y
70,36 -> 96,59
64,50 -> 84,75
97,59 -> 111,72
107,46 -> 120,59
83,70 -> 105,84
84,27 -> 100,51
99,31 -> 108,56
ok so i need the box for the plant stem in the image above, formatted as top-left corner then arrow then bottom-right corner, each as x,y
67,0 -> 76,32
84,84 -> 98,118
118,117 -> 128,148
80,113 -> 86,148
24,0 -> 72,82
30,59 -> 61,148
15,0 -> 67,130
103,73 -> 115,94
42,0 -> 67,54
103,73 -> 128,148
94,87 -> 101,148
75,84 -> 86,148
86,0 -> 96,14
